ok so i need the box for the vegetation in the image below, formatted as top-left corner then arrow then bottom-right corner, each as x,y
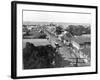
22,23 -> 91,68
65,25 -> 90,36
23,42 -> 72,69
55,25 -> 63,35
23,42 -> 56,69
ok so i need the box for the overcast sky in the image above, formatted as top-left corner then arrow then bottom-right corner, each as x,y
23,11 -> 91,24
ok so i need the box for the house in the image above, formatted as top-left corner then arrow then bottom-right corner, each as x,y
71,34 -> 91,50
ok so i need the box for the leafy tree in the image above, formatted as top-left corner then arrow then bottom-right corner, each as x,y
23,42 -> 57,69
55,25 -> 63,35
65,25 -> 90,36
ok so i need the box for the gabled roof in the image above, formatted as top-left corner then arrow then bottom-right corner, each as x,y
72,34 -> 91,44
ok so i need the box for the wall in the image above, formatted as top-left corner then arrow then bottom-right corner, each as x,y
0,0 -> 99,80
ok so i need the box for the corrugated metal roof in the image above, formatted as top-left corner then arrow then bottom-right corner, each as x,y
72,34 -> 90,44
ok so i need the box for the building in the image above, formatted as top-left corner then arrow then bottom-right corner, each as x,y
71,34 -> 91,50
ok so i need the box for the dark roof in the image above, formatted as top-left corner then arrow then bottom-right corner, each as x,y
72,34 -> 91,44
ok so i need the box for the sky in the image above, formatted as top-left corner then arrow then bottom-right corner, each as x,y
23,10 -> 91,24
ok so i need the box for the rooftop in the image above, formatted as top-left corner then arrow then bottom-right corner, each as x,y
72,34 -> 91,44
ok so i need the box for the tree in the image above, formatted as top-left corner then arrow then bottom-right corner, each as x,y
23,42 -> 57,69
65,25 -> 76,36
65,25 -> 90,36
55,25 -> 63,35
